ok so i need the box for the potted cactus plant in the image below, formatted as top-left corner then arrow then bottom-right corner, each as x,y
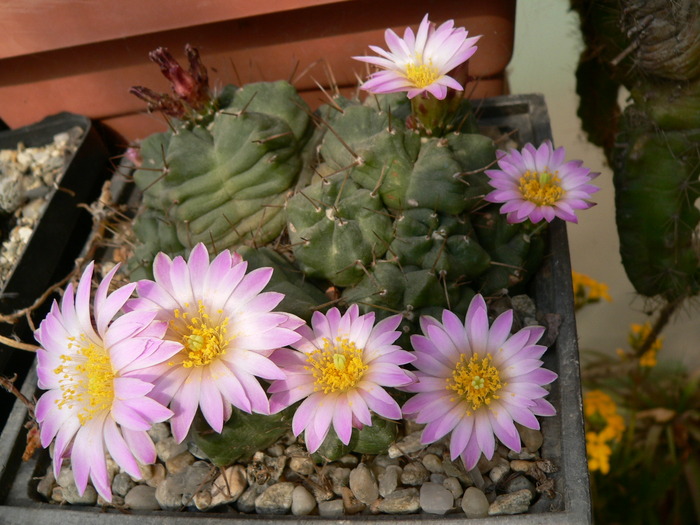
0,13 -> 593,523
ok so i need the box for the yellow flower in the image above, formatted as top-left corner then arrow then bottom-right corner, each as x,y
628,322 -> 662,368
572,271 -> 612,310
584,390 -> 625,474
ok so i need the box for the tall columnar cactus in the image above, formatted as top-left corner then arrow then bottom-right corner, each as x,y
129,47 -> 315,278
572,0 -> 700,303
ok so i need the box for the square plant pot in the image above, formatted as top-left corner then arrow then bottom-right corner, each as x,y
0,95 -> 592,524
0,113 -> 111,429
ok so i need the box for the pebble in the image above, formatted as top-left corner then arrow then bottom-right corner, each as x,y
510,459 -> 534,473
340,486 -> 366,514
518,425 -> 544,453
289,456 -> 315,476
112,472 -> 135,497
144,463 -> 166,488
255,482 -> 294,514
193,490 -> 213,511
291,485 -> 317,516
462,487 -> 490,518
422,453 -> 444,473
237,485 -> 264,513
442,458 -> 471,485
210,465 -> 247,506
419,482 -> 454,515
125,485 -> 160,510
327,466 -> 351,496
36,466 -> 55,500
488,488 -> 533,516
348,463 -> 379,505
376,488 -> 421,514
166,451 -> 196,475
400,461 -> 430,486
147,422 -> 171,443
443,476 -> 463,498
489,457 -> 511,483
389,431 -> 424,458
378,465 -> 402,497
62,483 -> 98,505
318,499 -> 345,517
503,475 -> 537,499
156,437 -> 188,462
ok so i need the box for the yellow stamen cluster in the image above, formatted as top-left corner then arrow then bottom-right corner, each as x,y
446,353 -> 503,414
572,270 -> 612,311
405,60 -> 439,88
306,337 -> 368,393
54,334 -> 115,425
173,301 -> 230,368
518,169 -> 563,206
584,390 -> 625,475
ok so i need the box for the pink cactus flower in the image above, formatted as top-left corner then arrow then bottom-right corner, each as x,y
485,140 -> 600,224
353,14 -> 480,100
268,305 -> 415,453
402,294 -> 557,470
34,263 -> 179,501
126,243 -> 304,443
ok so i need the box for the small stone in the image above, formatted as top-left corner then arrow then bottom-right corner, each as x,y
372,454 -> 400,468
376,488 -> 420,514
98,494 -> 124,507
194,490 -> 213,511
443,477 -> 463,499
510,459 -> 534,473
378,465 -> 402,497
348,463 -> 379,505
289,456 -> 315,476
112,472 -> 135,498
419,482 -> 454,515
51,486 -> 64,503
488,488 -> 533,515
144,463 -> 166,488
422,453 -> 444,473
517,425 -> 544,453
430,473 -> 446,484
211,465 -> 247,506
166,451 -> 196,474
400,461 -> 430,486
147,422 -> 170,443
36,467 -> 55,500
62,483 -> 98,505
337,454 -> 359,468
125,485 -> 160,510
477,454 -> 498,474
392,431 -> 424,457
442,458 -> 471,485
156,436 -> 188,462
155,477 -> 186,511
461,487 -> 489,518
508,449 -> 540,461
237,485 -> 263,513
266,444 -> 285,457
503,475 -> 537,499
318,498 -> 345,517
255,482 -> 295,515
489,457 -> 511,483
291,485 -> 317,516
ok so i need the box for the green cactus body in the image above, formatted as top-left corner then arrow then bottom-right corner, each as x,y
131,81 -> 313,276
614,108 -> 700,300
286,170 -> 393,287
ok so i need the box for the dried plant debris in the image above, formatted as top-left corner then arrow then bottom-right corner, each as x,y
0,127 -> 84,287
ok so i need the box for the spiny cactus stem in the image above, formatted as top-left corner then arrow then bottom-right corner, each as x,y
333,172 -> 351,210
252,131 -> 294,144
459,157 -> 499,178
313,78 -> 344,113
314,113 -> 361,161
430,236 -> 449,274
371,165 -> 389,197
296,190 -> 323,213
523,223 -> 547,243
311,296 -> 345,311
208,231 -> 218,254
439,270 -> 452,309
362,207 -> 395,220
356,301 -> 402,314
489,260 -> 525,270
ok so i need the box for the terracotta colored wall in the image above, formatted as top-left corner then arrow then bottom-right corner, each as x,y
0,0 -> 515,143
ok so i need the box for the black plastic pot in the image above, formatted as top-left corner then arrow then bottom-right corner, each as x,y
0,113 -> 111,430
0,95 -> 592,524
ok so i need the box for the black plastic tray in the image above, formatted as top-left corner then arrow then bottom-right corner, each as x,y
0,95 -> 592,524
0,113 -> 111,430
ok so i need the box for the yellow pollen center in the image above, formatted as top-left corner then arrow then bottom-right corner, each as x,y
518,169 -> 563,206
446,353 -> 503,413
54,334 -> 115,425
306,337 -> 368,393
173,301 -> 230,368
405,61 -> 439,88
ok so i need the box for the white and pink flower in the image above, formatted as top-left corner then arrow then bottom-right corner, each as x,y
34,263 -> 179,501
268,305 -> 415,453
126,243 -> 304,443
